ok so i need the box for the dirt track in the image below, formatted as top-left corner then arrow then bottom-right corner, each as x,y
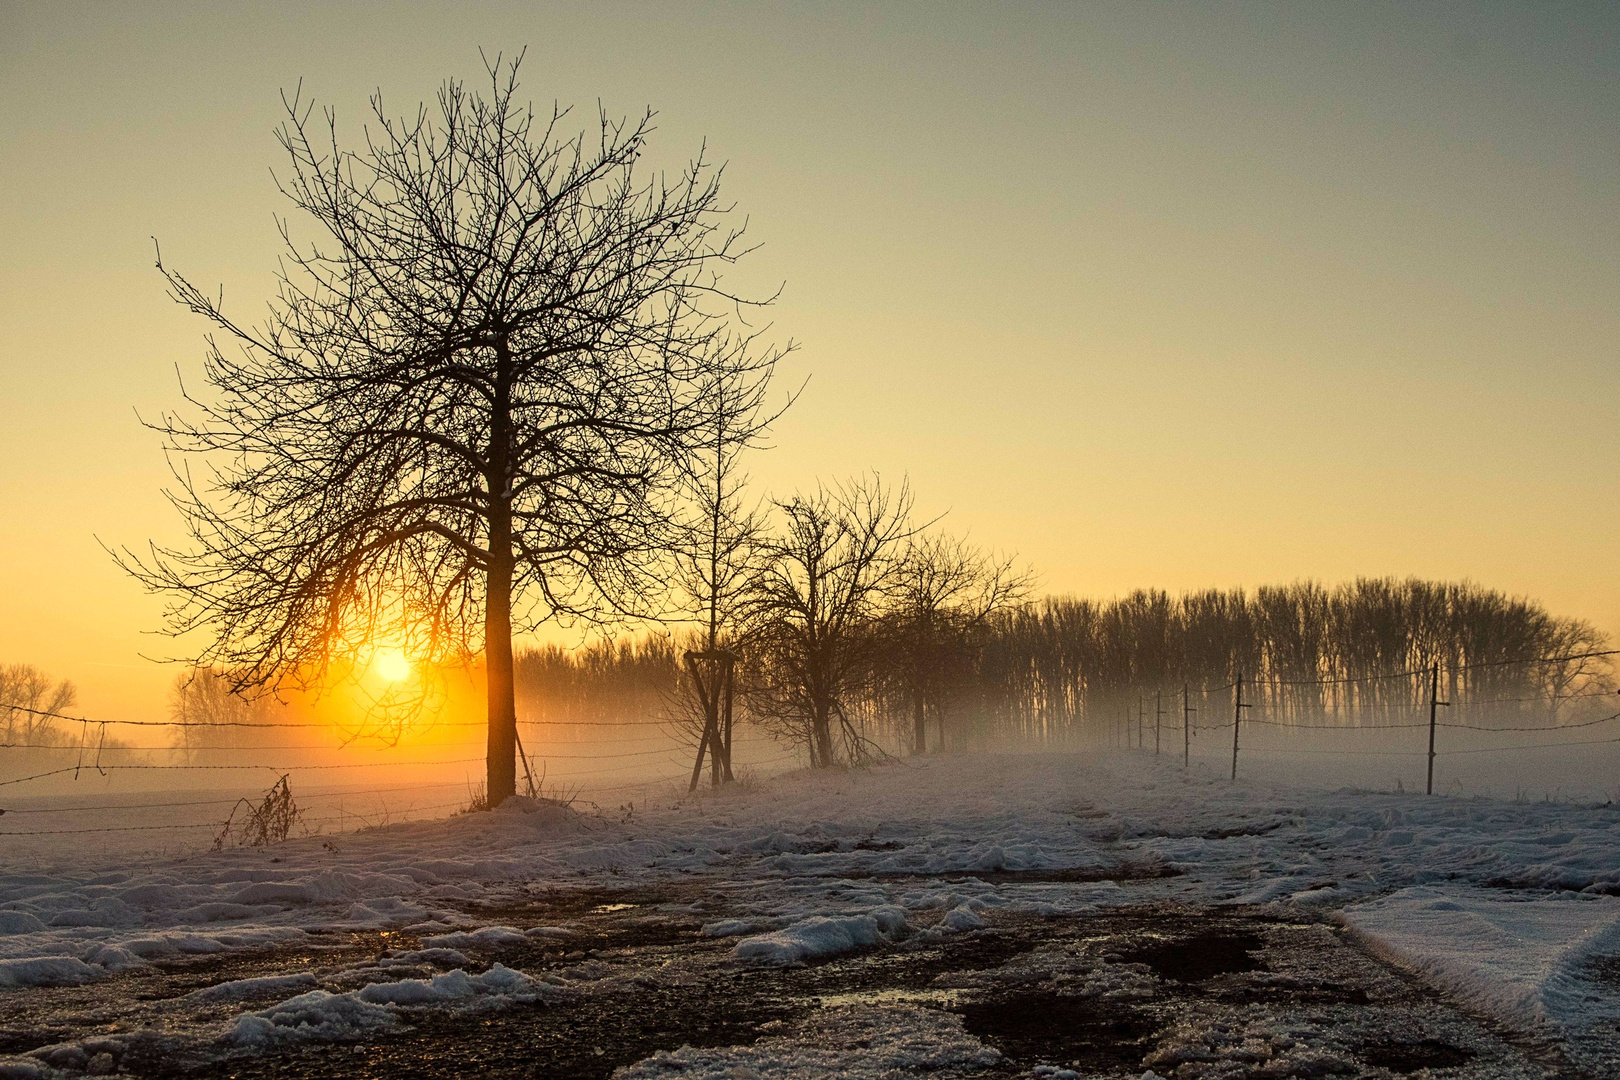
5,877 -> 1611,1080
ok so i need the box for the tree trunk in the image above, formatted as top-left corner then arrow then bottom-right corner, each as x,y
485,338 -> 517,807
721,658 -> 735,782
485,509 -> 517,806
811,700 -> 834,768
912,689 -> 927,756
482,537 -> 515,806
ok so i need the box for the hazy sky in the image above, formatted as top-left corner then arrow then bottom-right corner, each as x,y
2,1 -> 1616,722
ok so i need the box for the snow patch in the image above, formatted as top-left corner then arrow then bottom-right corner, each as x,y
420,925 -> 527,949
0,956 -> 101,988
355,964 -> 554,1005
613,1004 -> 998,1078
228,963 -> 562,1046
700,918 -> 777,938
940,905 -> 985,932
0,1056 -> 56,1079
731,907 -> 910,966
0,913 -> 46,935
190,972 -> 319,1002
1340,886 -> 1620,1031
228,990 -> 399,1046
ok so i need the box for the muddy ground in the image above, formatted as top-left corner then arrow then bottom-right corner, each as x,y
2,879 -> 1613,1080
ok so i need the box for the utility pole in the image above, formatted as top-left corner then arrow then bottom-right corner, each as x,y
1155,690 -> 1163,756
1232,672 -> 1250,781
1183,683 -> 1194,767
1426,661 -> 1449,795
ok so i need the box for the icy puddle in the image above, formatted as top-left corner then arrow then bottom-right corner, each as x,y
812,986 -> 967,1008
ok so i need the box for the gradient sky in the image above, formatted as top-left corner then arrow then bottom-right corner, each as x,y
2,1 -> 1616,722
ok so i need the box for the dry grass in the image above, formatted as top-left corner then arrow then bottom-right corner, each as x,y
214,774 -> 302,848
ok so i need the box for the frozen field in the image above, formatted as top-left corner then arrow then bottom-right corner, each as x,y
2,750 -> 1618,1078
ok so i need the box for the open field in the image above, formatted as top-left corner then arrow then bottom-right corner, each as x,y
3,752 -> 1618,1078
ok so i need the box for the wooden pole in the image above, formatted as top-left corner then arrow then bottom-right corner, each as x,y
1425,662 -> 1449,795
688,726 -> 710,792
514,727 -> 538,799
1183,683 -> 1192,767
1155,690 -> 1163,756
1137,696 -> 1144,750
686,653 -> 720,792
1231,672 -> 1247,781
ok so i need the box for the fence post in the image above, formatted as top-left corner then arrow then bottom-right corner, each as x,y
1426,662 -> 1449,795
1155,690 -> 1163,756
1232,672 -> 1249,781
1137,695 -> 1144,750
1183,683 -> 1193,767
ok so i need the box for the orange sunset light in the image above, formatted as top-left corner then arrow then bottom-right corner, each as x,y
370,647 -> 413,684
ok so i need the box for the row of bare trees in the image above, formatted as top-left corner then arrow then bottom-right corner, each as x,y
508,476 -> 1029,773
506,576 -> 1614,768
970,580 -> 1615,744
0,664 -> 155,772
0,664 -> 77,746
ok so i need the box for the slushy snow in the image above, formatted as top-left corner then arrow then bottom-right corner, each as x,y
3,751 -> 1619,1066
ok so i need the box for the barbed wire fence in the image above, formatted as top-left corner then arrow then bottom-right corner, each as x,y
1084,650 -> 1620,793
4,649 -> 1616,841
0,701 -> 804,842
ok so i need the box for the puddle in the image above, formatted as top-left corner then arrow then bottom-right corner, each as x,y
1359,1038 -> 1477,1073
590,902 -> 638,913
1121,929 -> 1266,982
957,992 -> 1158,1070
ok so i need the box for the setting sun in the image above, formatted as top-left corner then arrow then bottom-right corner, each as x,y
371,647 -> 412,683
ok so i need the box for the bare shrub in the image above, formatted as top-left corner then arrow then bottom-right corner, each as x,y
215,774 -> 302,848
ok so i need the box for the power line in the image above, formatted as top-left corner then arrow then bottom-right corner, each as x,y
2,703 -> 680,731
0,779 -> 482,815
1456,649 -> 1619,671
1237,747 -> 1428,758
0,799 -> 474,837
0,742 -> 694,761
1442,734 -> 1620,756
1443,710 -> 1620,733
1,758 -> 486,788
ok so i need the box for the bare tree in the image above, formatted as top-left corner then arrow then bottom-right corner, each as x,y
116,55 -> 782,805
169,666 -> 308,761
741,476 -> 914,767
667,351 -> 783,785
0,664 -> 77,745
882,532 -> 1032,754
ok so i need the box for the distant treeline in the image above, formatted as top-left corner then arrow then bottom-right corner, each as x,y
969,578 -> 1613,744
508,578 -> 1614,753
0,663 -> 148,768
514,638 -> 680,742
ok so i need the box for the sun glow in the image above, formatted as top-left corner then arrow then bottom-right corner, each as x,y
371,647 -> 413,683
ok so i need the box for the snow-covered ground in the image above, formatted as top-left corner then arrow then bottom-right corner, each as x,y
2,750 -> 1618,1076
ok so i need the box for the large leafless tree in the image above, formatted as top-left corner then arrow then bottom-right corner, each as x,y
118,56 -> 782,805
